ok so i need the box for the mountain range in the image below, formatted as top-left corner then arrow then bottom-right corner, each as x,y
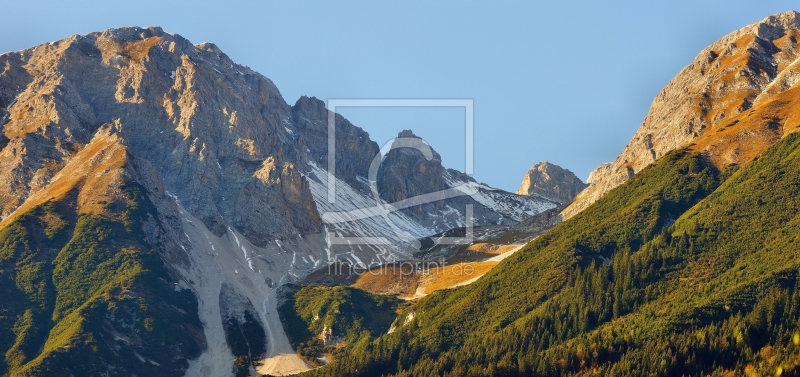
0,26 -> 567,376
2,9 -> 800,377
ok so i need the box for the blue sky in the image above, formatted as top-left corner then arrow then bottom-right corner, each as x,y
1,1 -> 796,191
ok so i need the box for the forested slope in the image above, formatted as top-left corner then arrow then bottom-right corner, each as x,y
300,133 -> 800,376
0,183 -> 204,376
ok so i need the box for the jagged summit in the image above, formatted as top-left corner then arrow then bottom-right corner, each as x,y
397,129 -> 420,138
0,25 -> 313,245
563,10 -> 800,218
516,161 -> 586,204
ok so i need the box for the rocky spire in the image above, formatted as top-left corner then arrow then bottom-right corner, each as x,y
516,162 -> 587,204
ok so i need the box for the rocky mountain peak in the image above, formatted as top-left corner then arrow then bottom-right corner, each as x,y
0,25 -> 323,245
562,10 -> 800,219
397,129 -> 420,139
516,162 -> 587,204
377,129 -> 446,213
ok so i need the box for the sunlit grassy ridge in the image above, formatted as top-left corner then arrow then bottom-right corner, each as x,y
297,133 -> 800,376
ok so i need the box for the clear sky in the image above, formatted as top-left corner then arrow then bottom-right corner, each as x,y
1,1 -> 796,191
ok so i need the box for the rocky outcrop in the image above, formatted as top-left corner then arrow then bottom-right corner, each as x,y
516,162 -> 586,204
563,10 -> 800,218
318,324 -> 343,346
378,130 -> 450,212
290,95 -> 379,190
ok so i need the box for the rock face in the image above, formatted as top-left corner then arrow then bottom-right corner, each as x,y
0,27 -> 557,376
516,162 -> 587,204
0,27 -> 325,247
376,130 -> 556,229
563,10 -> 800,218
